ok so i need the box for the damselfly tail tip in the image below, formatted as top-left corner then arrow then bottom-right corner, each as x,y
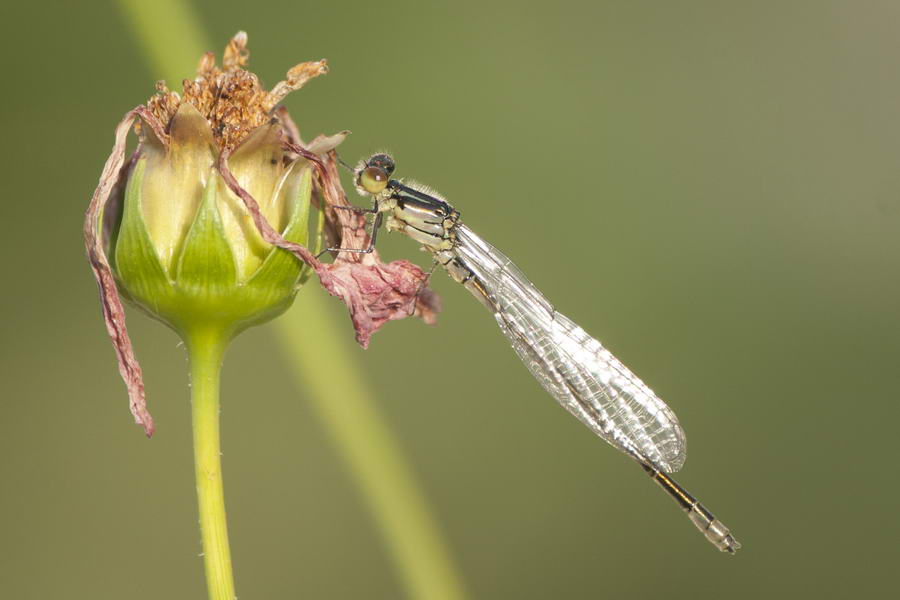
722,534 -> 741,554
695,514 -> 741,554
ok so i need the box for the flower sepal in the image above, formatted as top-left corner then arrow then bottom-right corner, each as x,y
113,149 -> 313,339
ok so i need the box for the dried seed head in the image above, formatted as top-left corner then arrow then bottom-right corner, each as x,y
145,31 -> 328,152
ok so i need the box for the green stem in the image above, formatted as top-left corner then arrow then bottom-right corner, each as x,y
187,328 -> 235,600
116,0 -> 209,79
274,293 -> 468,600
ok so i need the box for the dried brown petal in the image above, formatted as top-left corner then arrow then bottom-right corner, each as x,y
265,59 -> 329,112
196,51 -> 216,77
305,130 -> 350,156
84,106 -> 167,437
217,147 -> 322,268
222,31 -> 249,71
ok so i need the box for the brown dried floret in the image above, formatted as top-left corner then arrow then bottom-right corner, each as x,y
145,31 -> 328,151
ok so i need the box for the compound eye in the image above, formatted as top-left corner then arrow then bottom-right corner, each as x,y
367,153 -> 396,176
359,166 -> 389,194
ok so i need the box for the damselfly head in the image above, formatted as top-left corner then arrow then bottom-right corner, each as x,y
356,153 -> 396,195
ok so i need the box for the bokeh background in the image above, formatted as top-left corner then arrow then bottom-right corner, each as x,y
2,0 -> 899,598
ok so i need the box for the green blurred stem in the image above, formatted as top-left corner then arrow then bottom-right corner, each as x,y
117,0 -> 209,78
187,328 -> 236,600
275,293 -> 468,600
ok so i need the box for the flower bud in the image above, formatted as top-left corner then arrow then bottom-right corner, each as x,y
113,102 -> 314,335
85,33 -> 337,435
85,32 -> 440,436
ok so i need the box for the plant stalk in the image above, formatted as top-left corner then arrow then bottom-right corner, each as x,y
188,328 -> 236,600
275,293 -> 468,600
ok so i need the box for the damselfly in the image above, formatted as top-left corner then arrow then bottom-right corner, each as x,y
327,153 -> 740,553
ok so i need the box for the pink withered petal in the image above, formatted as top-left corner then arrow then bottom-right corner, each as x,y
317,260 -> 438,348
301,148 -> 442,330
84,106 -> 168,437
218,142 -> 441,347
412,284 -> 442,326
313,148 -> 371,253
217,146 -> 323,268
312,149 -> 442,340
101,149 -> 140,253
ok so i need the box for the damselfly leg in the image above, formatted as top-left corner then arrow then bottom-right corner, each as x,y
315,209 -> 383,259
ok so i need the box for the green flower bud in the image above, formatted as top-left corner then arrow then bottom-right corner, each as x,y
85,32 -> 340,435
112,103 -> 314,337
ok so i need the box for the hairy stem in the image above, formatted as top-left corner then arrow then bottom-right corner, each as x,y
187,328 -> 235,600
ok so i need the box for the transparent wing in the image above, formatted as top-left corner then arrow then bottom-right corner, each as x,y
454,225 -> 687,472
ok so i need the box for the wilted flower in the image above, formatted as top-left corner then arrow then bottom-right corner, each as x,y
85,32 -> 440,436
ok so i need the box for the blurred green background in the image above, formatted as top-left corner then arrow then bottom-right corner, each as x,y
2,0 -> 899,598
